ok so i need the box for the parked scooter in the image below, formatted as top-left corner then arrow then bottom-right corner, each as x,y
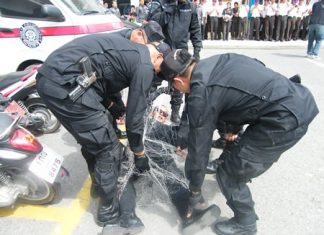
0,112 -> 68,207
0,65 -> 61,134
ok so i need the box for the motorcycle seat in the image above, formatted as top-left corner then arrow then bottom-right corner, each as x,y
0,70 -> 32,91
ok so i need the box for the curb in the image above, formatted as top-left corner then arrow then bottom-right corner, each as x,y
189,40 -> 308,50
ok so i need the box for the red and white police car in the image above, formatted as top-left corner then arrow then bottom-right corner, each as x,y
0,0 -> 124,75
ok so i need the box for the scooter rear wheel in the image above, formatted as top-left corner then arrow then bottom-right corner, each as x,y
25,97 -> 61,134
18,172 -> 58,205
5,168 -> 59,205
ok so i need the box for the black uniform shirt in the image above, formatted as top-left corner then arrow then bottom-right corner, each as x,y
149,0 -> 202,50
309,1 -> 324,25
185,53 -> 318,189
38,34 -> 155,153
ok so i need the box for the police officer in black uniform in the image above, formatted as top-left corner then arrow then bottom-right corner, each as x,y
87,21 -> 167,195
148,0 -> 203,124
160,49 -> 319,235
36,34 -> 170,229
106,21 -> 166,139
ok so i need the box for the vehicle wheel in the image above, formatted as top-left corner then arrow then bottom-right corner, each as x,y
24,97 -> 61,134
23,63 -> 41,71
5,168 -> 58,205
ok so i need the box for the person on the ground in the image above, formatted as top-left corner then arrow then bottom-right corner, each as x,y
306,0 -> 324,59
36,34 -> 170,231
160,49 -> 318,235
145,104 -> 221,234
104,95 -> 221,234
147,0 -> 202,124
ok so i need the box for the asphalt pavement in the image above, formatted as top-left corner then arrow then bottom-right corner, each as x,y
0,45 -> 323,235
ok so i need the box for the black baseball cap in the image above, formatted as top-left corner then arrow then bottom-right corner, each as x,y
159,49 -> 194,81
151,41 -> 171,58
142,21 -> 165,42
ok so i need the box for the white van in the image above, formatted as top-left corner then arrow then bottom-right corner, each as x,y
0,0 -> 124,75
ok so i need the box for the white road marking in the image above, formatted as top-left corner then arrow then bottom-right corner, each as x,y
306,58 -> 324,68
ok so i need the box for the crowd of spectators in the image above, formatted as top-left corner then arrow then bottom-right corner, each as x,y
103,0 -> 149,25
101,0 -> 316,42
196,0 -> 314,41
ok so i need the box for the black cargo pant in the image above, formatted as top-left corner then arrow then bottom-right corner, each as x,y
216,112 -> 308,225
36,76 -> 122,201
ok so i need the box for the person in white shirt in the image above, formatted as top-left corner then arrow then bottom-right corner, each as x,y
301,0 -> 313,40
286,0 -> 298,41
293,0 -> 305,40
249,0 -> 263,40
276,0 -> 290,41
193,0 -> 204,39
264,0 -> 277,41
216,0 -> 226,39
222,1 -> 233,40
201,0 -> 210,40
238,0 -> 249,40
209,0 -> 220,40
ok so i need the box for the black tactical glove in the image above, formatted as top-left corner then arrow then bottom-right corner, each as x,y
176,109 -> 189,149
108,102 -> 126,120
176,122 -> 189,149
193,48 -> 201,62
134,154 -> 150,173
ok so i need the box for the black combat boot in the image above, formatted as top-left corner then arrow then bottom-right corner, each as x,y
119,212 -> 144,234
182,204 -> 221,235
171,106 -> 181,124
102,212 -> 144,235
96,197 -> 119,227
206,159 -> 224,174
214,218 -> 257,235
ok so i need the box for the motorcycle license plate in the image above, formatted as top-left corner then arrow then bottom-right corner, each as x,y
29,145 -> 64,184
